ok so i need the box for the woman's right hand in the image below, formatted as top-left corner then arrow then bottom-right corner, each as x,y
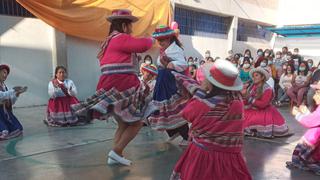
291,106 -> 300,116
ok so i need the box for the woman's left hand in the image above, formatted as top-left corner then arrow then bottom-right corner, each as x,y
167,62 -> 174,69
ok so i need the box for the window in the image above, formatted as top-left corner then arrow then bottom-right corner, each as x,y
0,0 -> 35,17
237,19 -> 273,42
174,7 -> 231,38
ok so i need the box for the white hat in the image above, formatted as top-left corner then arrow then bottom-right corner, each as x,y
249,67 -> 270,81
203,60 -> 243,91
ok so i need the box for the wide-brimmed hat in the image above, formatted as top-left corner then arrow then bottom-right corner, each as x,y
107,9 -> 138,22
0,64 -> 10,74
141,64 -> 158,76
152,25 -> 176,40
203,60 -> 243,91
249,67 -> 270,81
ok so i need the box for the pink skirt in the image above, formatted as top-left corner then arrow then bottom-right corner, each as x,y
46,96 -> 81,127
244,105 -> 289,138
171,143 -> 252,180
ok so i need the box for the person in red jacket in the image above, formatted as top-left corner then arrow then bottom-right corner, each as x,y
71,9 -> 155,166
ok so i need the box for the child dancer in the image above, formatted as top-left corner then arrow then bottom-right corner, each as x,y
171,60 -> 252,180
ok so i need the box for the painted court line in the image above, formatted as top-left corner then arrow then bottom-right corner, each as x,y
0,138 -> 113,162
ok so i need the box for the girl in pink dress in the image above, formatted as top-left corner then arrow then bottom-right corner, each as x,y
243,67 -> 290,138
171,60 -> 252,180
71,9 -> 154,166
287,82 -> 320,175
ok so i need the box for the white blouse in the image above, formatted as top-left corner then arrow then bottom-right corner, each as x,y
0,84 -> 17,105
279,74 -> 293,89
48,79 -> 77,98
157,41 -> 188,72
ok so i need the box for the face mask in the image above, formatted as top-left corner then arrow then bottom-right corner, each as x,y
260,62 -> 267,67
258,52 -> 263,56
245,54 -> 250,57
233,64 -> 238,67
145,60 -> 151,65
287,70 -> 292,74
293,58 -> 299,62
243,64 -> 250,69
299,67 -> 306,71
268,61 -> 273,65
308,63 -> 313,68
188,62 -> 193,66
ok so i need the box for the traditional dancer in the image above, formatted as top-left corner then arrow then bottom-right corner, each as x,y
287,82 -> 320,175
171,60 -> 252,180
45,66 -> 90,127
242,67 -> 290,138
0,64 -> 27,140
71,9 -> 154,166
148,25 -> 190,146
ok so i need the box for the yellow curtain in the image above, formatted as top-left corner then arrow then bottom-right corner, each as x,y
16,0 -> 172,41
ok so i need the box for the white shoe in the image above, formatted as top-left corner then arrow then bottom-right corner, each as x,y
107,157 -> 119,165
179,140 -> 189,146
108,150 -> 132,166
167,133 -> 179,142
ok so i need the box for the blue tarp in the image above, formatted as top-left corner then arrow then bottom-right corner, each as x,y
266,24 -> 320,38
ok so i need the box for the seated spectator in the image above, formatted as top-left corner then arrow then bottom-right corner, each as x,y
254,49 -> 265,67
276,64 -> 294,106
307,68 -> 320,111
242,67 -> 290,138
45,66 -> 91,127
188,64 -> 197,80
144,55 -> 153,65
287,62 -> 311,106
307,59 -> 317,72
206,57 -> 214,63
291,48 -> 303,62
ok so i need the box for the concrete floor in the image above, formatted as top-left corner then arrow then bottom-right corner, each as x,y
0,106 -> 319,180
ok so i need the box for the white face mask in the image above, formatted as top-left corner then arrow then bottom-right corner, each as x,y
260,62 -> 267,67
258,52 -> 263,56
145,60 -> 152,65
205,53 -> 210,58
243,64 -> 250,69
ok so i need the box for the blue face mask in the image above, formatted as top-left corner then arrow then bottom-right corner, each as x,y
268,61 -> 273,65
258,52 -> 263,56
308,63 -> 313,68
299,67 -> 306,71
260,62 -> 267,67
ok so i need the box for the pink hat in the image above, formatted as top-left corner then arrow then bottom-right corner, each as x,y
107,9 -> 138,22
0,64 -> 10,74
203,60 -> 243,91
152,25 -> 176,40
